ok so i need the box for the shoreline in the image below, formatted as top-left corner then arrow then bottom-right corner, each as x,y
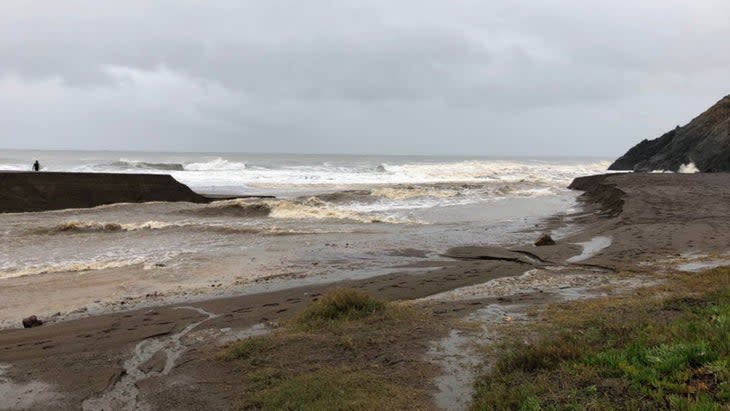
0,182 -> 577,329
1,172 -> 729,410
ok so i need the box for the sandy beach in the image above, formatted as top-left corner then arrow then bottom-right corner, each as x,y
1,171 -> 728,410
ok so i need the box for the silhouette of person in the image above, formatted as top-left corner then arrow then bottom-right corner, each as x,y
33,160 -> 40,171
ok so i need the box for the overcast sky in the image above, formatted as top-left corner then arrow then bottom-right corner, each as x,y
1,0 -> 728,156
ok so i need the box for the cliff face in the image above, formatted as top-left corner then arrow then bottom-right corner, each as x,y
0,172 -> 209,213
609,95 -> 730,172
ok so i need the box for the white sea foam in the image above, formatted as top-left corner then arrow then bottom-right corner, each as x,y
197,196 -> 420,224
1,152 -> 610,197
184,157 -> 248,171
678,162 -> 700,173
170,159 -> 609,195
370,186 -> 461,200
0,163 -> 28,171
264,198 -> 417,224
0,257 -> 147,279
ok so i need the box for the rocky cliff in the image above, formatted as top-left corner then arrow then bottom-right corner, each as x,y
609,95 -> 730,172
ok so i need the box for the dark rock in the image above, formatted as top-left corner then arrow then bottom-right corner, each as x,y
534,234 -> 556,246
609,95 -> 730,172
22,315 -> 43,328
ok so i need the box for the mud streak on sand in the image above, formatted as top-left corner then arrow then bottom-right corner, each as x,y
82,307 -> 219,411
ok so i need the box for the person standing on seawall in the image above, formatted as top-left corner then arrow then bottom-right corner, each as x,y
32,160 -> 40,171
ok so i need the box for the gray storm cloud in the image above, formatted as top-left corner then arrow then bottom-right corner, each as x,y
1,0 -> 729,155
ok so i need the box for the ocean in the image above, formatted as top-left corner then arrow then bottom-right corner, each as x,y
0,150 -> 609,324
1,150 -> 607,195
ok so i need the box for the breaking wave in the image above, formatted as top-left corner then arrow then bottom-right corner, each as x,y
189,198 -> 415,224
370,186 -> 461,200
46,220 -> 183,234
183,200 -> 272,218
380,160 -> 611,185
184,179 -> 567,223
265,198 -> 409,224
83,157 -> 249,173
37,220 -> 333,237
185,158 -> 248,171
19,155 -> 610,196
110,160 -> 185,171
0,258 -> 149,279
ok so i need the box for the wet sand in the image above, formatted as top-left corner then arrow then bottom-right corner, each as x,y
1,173 -> 729,410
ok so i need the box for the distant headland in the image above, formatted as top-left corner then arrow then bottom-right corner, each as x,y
610,94 -> 730,172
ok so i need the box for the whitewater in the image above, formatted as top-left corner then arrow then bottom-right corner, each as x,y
0,150 -> 609,196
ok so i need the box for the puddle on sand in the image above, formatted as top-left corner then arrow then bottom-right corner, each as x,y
218,323 -> 271,344
567,236 -> 612,263
421,267 -> 608,302
82,307 -> 219,411
677,259 -> 730,272
425,269 -> 659,410
428,305 -> 525,411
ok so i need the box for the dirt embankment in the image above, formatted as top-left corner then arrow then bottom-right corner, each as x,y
568,173 -> 627,217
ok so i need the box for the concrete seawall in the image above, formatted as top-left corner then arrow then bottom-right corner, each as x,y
0,172 -> 210,213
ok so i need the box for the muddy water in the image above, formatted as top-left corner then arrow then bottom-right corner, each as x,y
0,181 -> 585,327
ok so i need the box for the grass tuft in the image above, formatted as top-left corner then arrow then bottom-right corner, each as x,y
295,288 -> 385,327
248,367 -> 425,410
219,334 -> 274,361
220,287 -> 438,410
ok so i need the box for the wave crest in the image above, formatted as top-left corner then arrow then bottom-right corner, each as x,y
48,220 -> 180,234
0,258 -> 147,279
371,186 -> 460,200
266,198 -> 413,224
185,158 -> 248,171
186,200 -> 272,217
110,159 -> 185,171
189,197 -> 412,224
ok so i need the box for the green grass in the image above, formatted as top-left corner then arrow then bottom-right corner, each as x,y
471,268 -> 730,411
221,288 -> 437,410
247,367 -> 425,411
219,334 -> 274,361
294,287 -> 385,328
